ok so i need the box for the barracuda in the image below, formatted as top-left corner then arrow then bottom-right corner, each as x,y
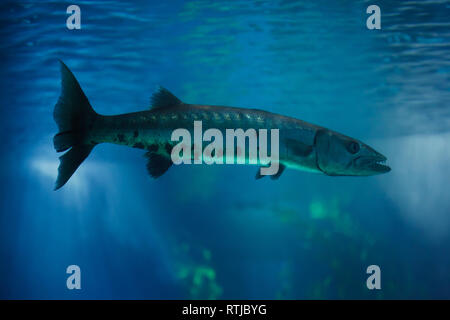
53,61 -> 390,190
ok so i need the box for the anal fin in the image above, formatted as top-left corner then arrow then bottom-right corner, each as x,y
145,152 -> 172,178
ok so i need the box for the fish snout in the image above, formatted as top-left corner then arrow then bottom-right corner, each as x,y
354,150 -> 391,175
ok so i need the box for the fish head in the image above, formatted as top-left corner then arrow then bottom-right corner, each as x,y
315,129 -> 390,176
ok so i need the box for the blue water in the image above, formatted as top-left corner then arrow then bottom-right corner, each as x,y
0,0 -> 449,299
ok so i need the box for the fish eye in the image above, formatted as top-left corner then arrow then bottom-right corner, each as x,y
347,141 -> 360,154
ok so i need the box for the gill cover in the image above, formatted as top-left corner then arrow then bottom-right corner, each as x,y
315,129 -> 336,175
315,129 -> 390,176
315,129 -> 360,176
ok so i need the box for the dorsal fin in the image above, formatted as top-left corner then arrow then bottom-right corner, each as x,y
150,86 -> 182,109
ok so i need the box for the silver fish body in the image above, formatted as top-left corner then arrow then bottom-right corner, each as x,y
53,61 -> 390,190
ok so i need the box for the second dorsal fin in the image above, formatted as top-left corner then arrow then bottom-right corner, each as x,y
150,86 -> 183,109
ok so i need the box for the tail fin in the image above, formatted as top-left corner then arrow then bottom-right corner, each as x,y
53,60 -> 97,190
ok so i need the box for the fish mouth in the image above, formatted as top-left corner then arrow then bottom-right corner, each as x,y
354,154 -> 391,174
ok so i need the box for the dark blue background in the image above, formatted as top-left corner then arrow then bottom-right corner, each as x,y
0,0 -> 449,299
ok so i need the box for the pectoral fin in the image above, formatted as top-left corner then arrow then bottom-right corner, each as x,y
285,138 -> 313,157
145,152 -> 172,178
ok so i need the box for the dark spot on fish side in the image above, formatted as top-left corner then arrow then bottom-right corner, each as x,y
133,142 -> 144,149
118,134 -> 125,143
149,144 -> 158,152
134,130 -> 139,138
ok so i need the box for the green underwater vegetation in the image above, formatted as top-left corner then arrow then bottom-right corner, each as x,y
173,243 -> 223,299
167,190 -> 428,299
